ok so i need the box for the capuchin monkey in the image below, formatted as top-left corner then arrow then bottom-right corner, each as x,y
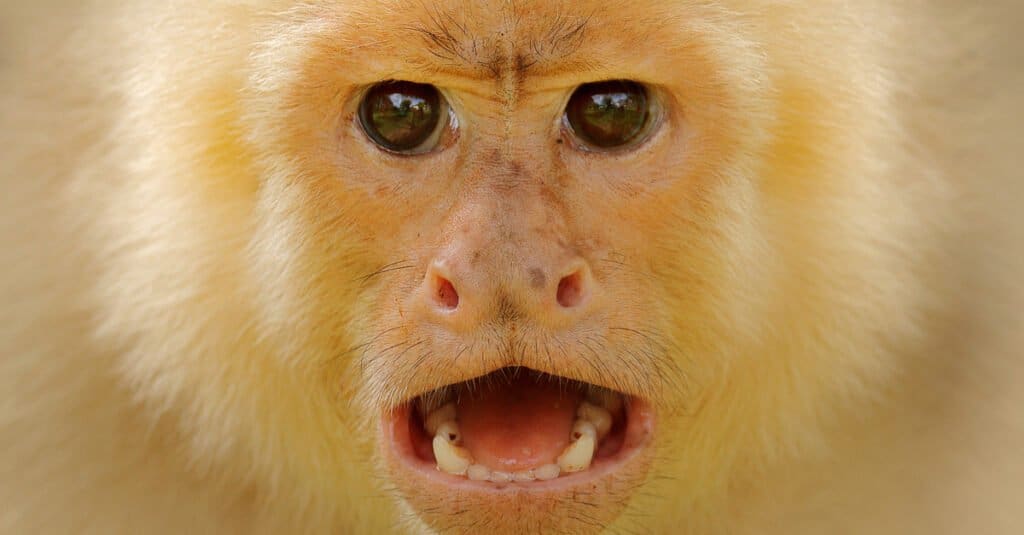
1,1 -> 1022,533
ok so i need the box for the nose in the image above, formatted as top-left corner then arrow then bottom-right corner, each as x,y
419,252 -> 594,329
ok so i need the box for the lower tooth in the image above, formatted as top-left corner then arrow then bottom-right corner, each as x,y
558,422 -> 596,473
467,464 -> 490,481
512,470 -> 536,482
435,421 -> 461,444
535,464 -> 561,481
571,420 -> 598,441
433,434 -> 473,475
489,471 -> 512,483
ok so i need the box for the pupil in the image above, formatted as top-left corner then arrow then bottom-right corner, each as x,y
359,81 -> 441,153
567,81 -> 648,149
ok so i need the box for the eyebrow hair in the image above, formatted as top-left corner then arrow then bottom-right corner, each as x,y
406,4 -> 590,77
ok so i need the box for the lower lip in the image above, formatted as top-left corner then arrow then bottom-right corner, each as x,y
381,398 -> 656,493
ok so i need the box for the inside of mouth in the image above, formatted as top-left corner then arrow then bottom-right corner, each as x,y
408,367 -> 628,483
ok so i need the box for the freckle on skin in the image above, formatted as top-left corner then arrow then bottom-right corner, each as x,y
529,268 -> 546,289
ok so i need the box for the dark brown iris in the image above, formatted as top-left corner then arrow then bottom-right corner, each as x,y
358,81 -> 443,153
565,81 -> 649,149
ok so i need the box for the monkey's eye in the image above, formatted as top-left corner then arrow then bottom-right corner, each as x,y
358,81 -> 449,154
563,80 -> 650,150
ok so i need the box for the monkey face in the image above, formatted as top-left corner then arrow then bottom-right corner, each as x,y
104,0 -> 924,532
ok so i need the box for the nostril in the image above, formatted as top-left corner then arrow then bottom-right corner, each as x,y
433,275 -> 460,310
556,271 -> 585,309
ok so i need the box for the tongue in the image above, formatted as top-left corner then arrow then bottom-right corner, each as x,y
456,374 -> 582,472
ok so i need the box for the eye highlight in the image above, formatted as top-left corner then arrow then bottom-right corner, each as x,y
358,81 -> 449,154
563,80 -> 651,150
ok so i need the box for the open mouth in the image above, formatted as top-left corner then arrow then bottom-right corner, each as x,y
383,367 -> 654,491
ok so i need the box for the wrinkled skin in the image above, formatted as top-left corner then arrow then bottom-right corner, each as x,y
1,1 -> 1022,534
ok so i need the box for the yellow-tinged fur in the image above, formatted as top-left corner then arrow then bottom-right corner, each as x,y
1,1 -> 1022,533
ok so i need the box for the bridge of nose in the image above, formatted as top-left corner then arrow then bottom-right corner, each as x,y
454,191 -> 565,280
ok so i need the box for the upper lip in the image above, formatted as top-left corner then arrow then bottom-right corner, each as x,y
385,357 -> 657,412
355,321 -> 682,419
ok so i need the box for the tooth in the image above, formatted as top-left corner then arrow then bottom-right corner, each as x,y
587,387 -> 623,414
558,421 -> 596,473
534,464 -> 561,481
512,469 -> 536,482
489,471 -> 512,483
433,434 -> 473,475
577,402 -> 613,440
434,421 -> 461,444
467,464 -> 491,481
571,420 -> 597,440
424,403 -> 457,436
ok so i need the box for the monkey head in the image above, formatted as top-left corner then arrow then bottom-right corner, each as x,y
96,1 -> 931,532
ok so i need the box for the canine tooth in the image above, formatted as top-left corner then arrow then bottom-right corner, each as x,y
489,471 -> 512,483
512,469 -> 536,482
467,464 -> 491,481
577,402 -> 612,440
587,387 -> 623,414
434,421 -> 461,444
424,403 -> 457,436
571,420 -> 598,441
433,435 -> 473,475
558,425 -> 596,473
534,464 -> 561,481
